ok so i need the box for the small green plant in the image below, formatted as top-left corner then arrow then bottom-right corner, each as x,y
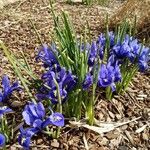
83,0 -> 93,5
97,0 -> 109,6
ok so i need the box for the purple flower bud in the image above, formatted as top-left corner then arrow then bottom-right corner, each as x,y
88,41 -> 97,67
36,44 -> 58,68
82,73 -> 93,90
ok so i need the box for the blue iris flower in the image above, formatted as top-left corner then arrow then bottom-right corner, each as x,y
18,127 -> 39,150
97,32 -> 115,60
0,106 -> 13,118
36,44 -> 58,68
98,62 -> 121,91
42,112 -> 64,128
20,102 -> 64,149
98,64 -> 114,90
112,41 -> 131,59
22,102 -> 64,128
22,102 -> 45,128
82,73 -> 93,90
0,75 -> 20,103
88,41 -> 97,67
0,133 -> 5,148
37,67 -> 77,104
138,47 -> 150,71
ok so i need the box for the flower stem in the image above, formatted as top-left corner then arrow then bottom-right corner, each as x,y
53,78 -> 62,138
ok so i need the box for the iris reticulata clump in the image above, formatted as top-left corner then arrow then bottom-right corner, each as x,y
34,28 -> 149,126
0,11 -> 150,150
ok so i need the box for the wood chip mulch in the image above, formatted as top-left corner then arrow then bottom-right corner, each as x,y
0,0 -> 149,150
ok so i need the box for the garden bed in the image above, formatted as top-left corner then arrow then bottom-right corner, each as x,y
0,0 -> 149,150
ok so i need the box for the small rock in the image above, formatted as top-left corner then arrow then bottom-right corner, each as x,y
51,139 -> 60,148
36,138 -> 43,145
97,137 -> 108,146
121,125 -> 128,130
142,133 -> 149,141
116,114 -> 122,120
118,146 -> 128,150
31,52 -> 35,58
105,131 -> 120,140
108,111 -> 115,119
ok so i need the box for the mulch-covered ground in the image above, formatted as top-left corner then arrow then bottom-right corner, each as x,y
0,0 -> 149,149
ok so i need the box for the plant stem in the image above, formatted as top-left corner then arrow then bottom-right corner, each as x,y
53,78 -> 62,138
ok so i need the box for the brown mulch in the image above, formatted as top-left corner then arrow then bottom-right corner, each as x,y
0,0 -> 150,150
110,0 -> 150,43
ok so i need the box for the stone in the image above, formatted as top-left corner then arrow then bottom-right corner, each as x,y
51,139 -> 60,148
105,131 -> 120,140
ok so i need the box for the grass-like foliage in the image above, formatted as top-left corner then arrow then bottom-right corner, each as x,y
66,0 -> 109,5
0,2 -> 149,149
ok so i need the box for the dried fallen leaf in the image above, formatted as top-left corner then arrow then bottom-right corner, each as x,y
83,134 -> 89,150
70,0 -> 82,2
69,117 -> 141,135
124,130 -> 134,145
135,124 -> 147,133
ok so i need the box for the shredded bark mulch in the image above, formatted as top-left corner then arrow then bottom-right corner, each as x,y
0,0 -> 149,149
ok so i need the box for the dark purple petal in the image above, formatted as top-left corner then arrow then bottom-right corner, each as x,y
33,119 -> 43,129
2,75 -> 10,94
82,73 -> 93,90
22,108 -> 35,126
0,75 -> 21,102
49,112 -> 64,127
18,127 -> 39,150
0,134 -> 5,147
36,102 -> 45,118
22,102 -> 45,127
36,44 -> 58,67
88,41 -> 97,67
0,93 -> 2,102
